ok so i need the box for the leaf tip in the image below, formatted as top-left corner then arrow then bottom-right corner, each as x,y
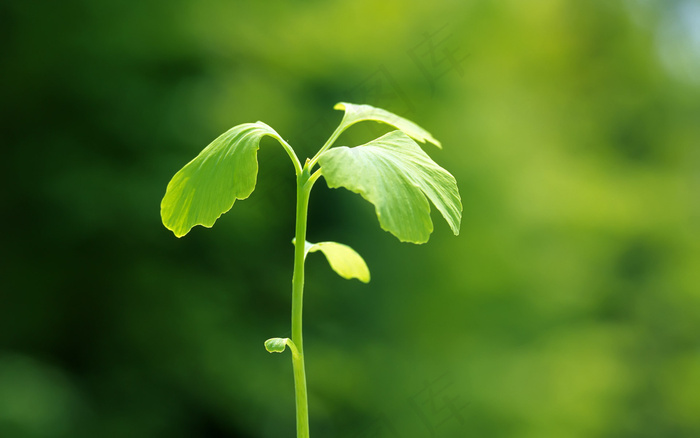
161,217 -> 187,238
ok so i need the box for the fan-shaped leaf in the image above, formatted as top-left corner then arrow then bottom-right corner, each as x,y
318,131 -> 462,244
334,102 -> 441,148
306,241 -> 370,283
161,122 -> 286,237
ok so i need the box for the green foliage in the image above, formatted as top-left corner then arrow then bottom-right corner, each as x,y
333,102 -> 442,147
161,103 -> 460,245
319,130 -> 462,243
305,240 -> 370,283
264,338 -> 290,353
160,102 -> 460,437
160,122 -> 293,237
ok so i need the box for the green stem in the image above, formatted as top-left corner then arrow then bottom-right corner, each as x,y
278,137 -> 303,176
291,163 -> 315,438
308,121 -> 346,169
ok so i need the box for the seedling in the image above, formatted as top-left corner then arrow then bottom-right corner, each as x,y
161,102 -> 462,437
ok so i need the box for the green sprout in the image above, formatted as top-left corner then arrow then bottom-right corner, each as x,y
161,102 -> 462,437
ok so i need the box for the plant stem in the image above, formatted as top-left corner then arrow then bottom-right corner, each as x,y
308,122 -> 345,168
291,164 -> 313,438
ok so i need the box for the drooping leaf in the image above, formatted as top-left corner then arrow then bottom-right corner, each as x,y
305,241 -> 370,283
334,102 -> 442,148
318,130 -> 462,244
161,122 -> 286,237
264,338 -> 289,353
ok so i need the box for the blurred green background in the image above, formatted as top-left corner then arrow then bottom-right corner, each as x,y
2,0 -> 699,437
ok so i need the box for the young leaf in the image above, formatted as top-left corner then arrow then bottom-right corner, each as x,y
334,102 -> 442,148
318,130 -> 462,244
264,338 -> 290,353
161,122 -> 288,237
305,241 -> 370,283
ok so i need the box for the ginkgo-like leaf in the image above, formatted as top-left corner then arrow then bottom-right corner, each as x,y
334,102 -> 442,148
318,130 -> 462,244
304,240 -> 370,283
161,122 -> 287,237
